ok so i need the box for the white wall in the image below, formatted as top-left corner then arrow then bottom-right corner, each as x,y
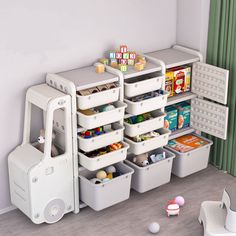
176,0 -> 211,61
0,0 -> 177,212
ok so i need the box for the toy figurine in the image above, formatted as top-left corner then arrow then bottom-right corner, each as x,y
133,153 -> 149,167
36,129 -> 59,157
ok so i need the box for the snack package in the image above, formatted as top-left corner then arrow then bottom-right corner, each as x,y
167,134 -> 209,153
175,101 -> 191,129
165,71 -> 174,97
164,106 -> 178,131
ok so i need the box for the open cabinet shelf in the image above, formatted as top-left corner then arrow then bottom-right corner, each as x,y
167,92 -> 197,106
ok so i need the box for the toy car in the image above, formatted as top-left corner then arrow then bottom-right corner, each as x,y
166,203 -> 180,217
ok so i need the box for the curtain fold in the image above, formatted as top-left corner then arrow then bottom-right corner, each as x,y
206,0 -> 236,175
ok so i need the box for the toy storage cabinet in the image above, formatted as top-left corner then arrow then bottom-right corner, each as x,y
49,66 -> 134,212
146,45 -> 229,177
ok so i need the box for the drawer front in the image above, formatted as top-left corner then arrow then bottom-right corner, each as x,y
124,111 -> 165,137
78,125 -> 124,152
78,142 -> 129,171
124,91 -> 168,115
77,102 -> 127,129
77,87 -> 120,110
124,76 -> 164,97
124,128 -> 170,155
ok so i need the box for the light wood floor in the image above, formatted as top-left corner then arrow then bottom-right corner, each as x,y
1,165 -> 235,236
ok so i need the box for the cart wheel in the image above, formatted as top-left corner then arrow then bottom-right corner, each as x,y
44,199 -> 65,224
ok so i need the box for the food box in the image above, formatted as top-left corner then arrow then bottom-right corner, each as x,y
174,101 -> 191,129
167,134 -> 210,153
165,71 -> 174,97
164,106 -> 178,131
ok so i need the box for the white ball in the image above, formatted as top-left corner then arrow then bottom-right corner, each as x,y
148,222 -> 160,234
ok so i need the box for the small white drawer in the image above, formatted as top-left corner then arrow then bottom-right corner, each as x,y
124,73 -> 164,97
124,128 -> 170,155
124,110 -> 165,137
78,142 -> 129,171
77,101 -> 127,129
124,91 -> 168,115
78,123 -> 124,152
77,87 -> 120,110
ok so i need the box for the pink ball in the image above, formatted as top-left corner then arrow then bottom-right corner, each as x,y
175,196 -> 185,207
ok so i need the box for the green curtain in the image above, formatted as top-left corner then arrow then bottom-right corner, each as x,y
206,0 -> 236,175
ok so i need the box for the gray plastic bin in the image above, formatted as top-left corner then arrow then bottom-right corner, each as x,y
165,135 -> 213,178
125,148 -> 175,193
79,162 -> 134,211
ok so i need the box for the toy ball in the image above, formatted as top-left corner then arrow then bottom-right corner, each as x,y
90,178 -> 102,184
101,104 -> 115,112
148,222 -> 160,234
96,170 -> 107,180
106,165 -> 116,173
175,196 -> 185,207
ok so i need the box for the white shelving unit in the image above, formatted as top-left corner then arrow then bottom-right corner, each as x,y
8,44 -> 230,224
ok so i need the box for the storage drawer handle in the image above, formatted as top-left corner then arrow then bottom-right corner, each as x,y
140,103 -> 143,107
88,96 -> 91,100
97,158 -> 100,162
146,167 -> 150,171
94,116 -> 97,120
162,97 -> 164,100
156,78 -> 159,83
92,139 -> 95,143
113,90 -> 116,93
137,125 -> 140,129
159,118 -> 162,122
135,84 -> 138,88
116,131 -> 119,135
142,143 -> 145,146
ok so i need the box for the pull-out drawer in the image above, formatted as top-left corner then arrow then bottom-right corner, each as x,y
124,91 -> 168,115
78,123 -> 124,152
125,148 -> 175,193
124,110 -> 165,137
77,86 -> 120,110
79,162 -> 134,211
124,72 -> 164,97
124,128 -> 170,155
77,101 -> 127,129
78,142 -> 129,171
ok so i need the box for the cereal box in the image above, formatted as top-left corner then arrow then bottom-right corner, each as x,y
164,106 -> 178,131
165,71 -> 174,97
174,101 -> 191,129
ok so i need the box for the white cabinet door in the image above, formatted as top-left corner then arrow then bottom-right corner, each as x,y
192,62 -> 229,105
191,98 -> 229,140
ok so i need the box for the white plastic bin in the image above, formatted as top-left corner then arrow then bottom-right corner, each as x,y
124,73 -> 164,97
78,123 -> 124,152
125,148 -> 175,193
124,110 -> 165,137
77,101 -> 127,129
165,135 -> 213,178
124,128 -> 170,155
77,86 -> 120,110
124,91 -> 168,115
79,162 -> 134,211
78,142 -> 129,171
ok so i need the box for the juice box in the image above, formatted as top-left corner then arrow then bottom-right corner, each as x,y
164,105 -> 178,131
165,71 -> 174,97
174,101 -> 191,129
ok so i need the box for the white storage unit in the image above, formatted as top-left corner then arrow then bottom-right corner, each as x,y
79,162 -> 134,211
146,45 -> 229,176
165,135 -> 213,178
125,148 -> 175,193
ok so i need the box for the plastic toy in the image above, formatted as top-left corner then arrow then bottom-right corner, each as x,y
148,222 -> 160,234
96,170 -> 107,180
133,153 -> 149,167
175,196 -> 185,207
134,62 -> 144,71
132,131 -> 160,142
101,178 -> 110,183
90,178 -> 102,184
119,64 -> 128,72
166,201 -> 180,217
99,58 -> 109,65
84,130 -> 93,139
150,152 -> 166,163
199,185 -> 236,235
98,104 -> 115,112
95,64 -> 105,73
106,166 -> 116,179
94,127 -> 104,135
109,142 -> 123,151
36,129 -> 59,157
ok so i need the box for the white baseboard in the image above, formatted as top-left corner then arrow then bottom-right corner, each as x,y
0,205 -> 16,215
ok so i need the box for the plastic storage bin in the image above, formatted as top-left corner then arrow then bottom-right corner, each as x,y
124,128 -> 170,155
124,73 -> 164,97
79,162 -> 134,211
78,142 -> 129,171
165,135 -> 213,178
124,110 -> 165,137
77,101 -> 127,129
124,91 -> 168,115
125,148 -> 175,193
78,123 -> 124,152
77,86 -> 120,110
